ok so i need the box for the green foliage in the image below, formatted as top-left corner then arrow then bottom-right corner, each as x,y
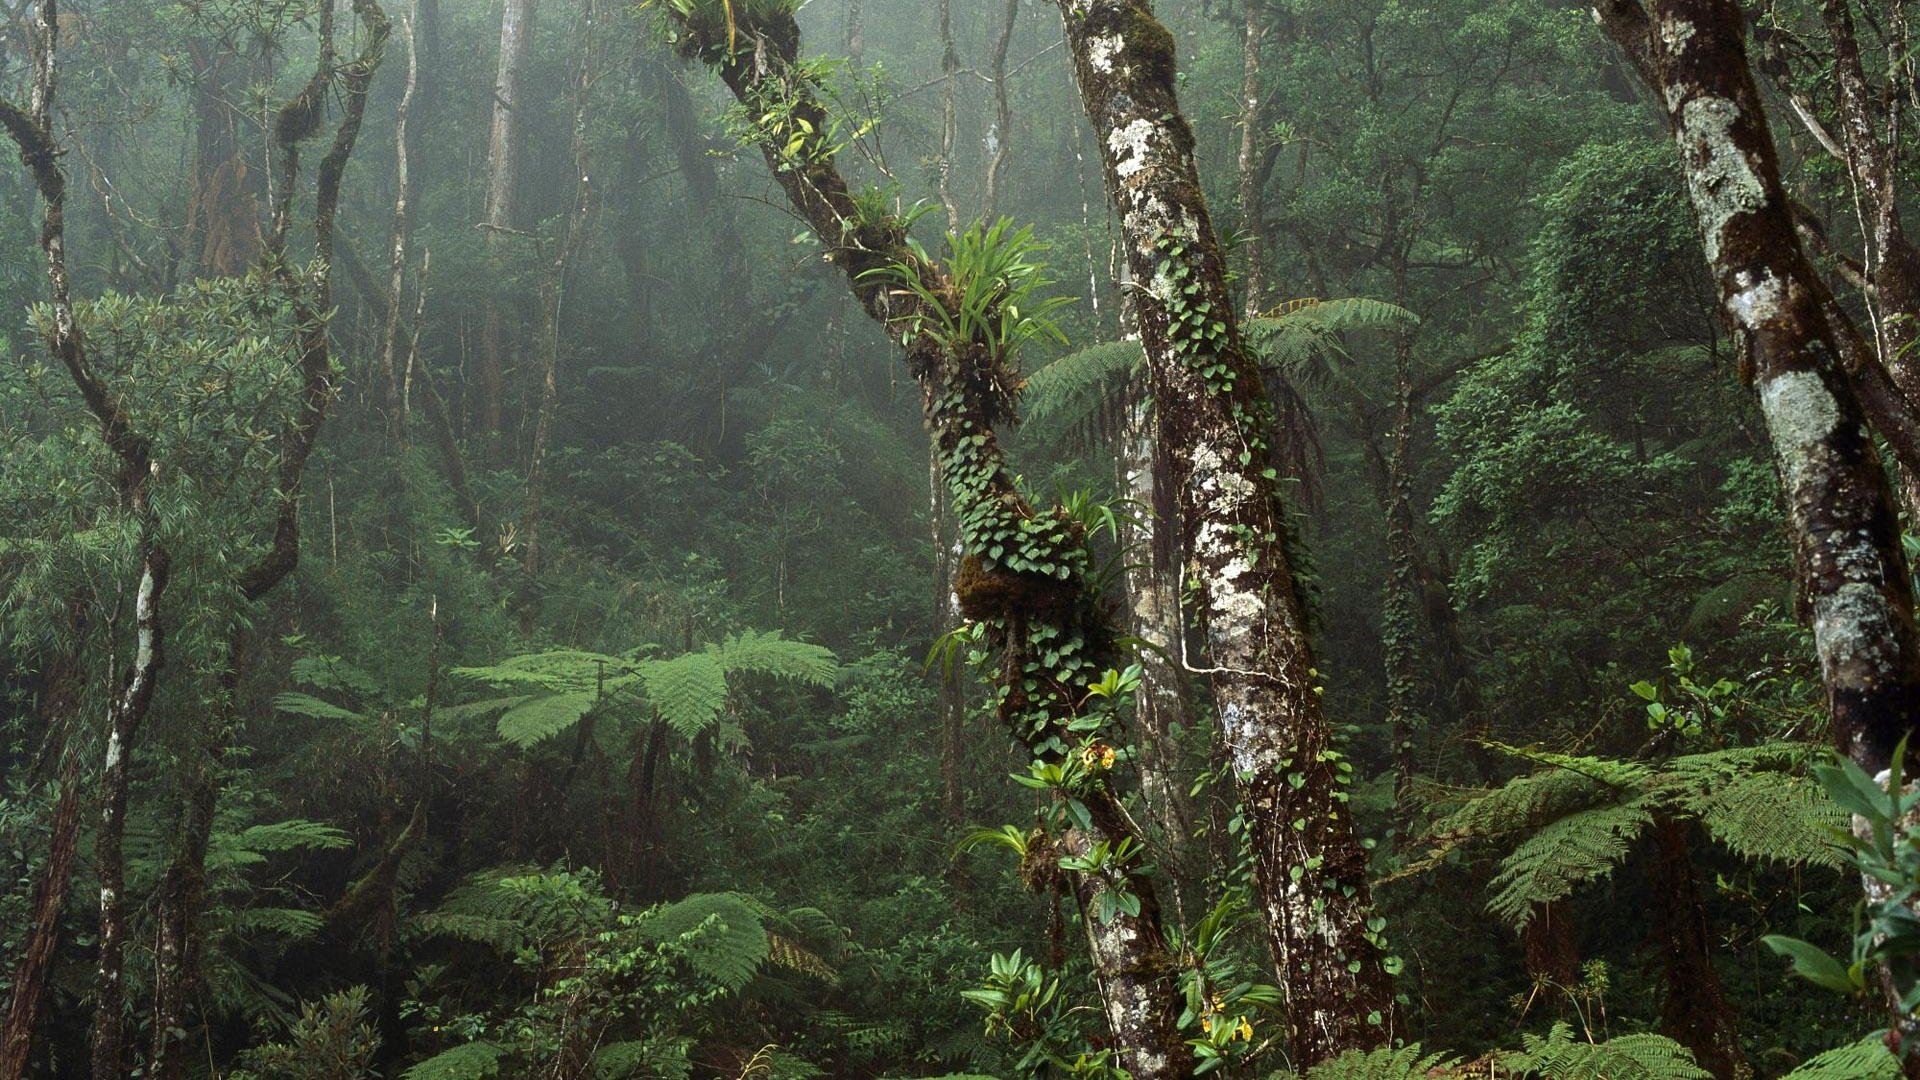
1780,1035 -> 1903,1079
235,986 -> 381,1080
402,1043 -> 504,1080
864,218 -> 1072,366
1282,1044 -> 1460,1080
1498,1022 -> 1709,1079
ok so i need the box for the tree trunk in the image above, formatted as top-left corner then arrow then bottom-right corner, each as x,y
380,9 -> 419,441
1234,1 -> 1271,313
181,36 -> 263,280
1116,398 -> 1199,880
1650,816 -> 1747,1080
0,650 -> 85,1080
1052,2 -> 1395,1062
665,11 -> 1192,1072
1598,0 -> 1920,1055
982,0 -> 1018,222
478,0 -> 537,436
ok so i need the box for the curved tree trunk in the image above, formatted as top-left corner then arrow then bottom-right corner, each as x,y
1051,2 -> 1395,1063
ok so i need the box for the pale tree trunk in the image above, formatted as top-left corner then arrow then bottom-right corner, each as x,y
665,11 -> 1191,1073
937,0 -> 960,235
381,7 -> 419,442
933,451 -> 967,832
1115,400 -> 1199,879
1234,0 -> 1273,313
982,0 -> 1018,222
479,0 -> 536,436
1052,2 -> 1395,1063
1598,0 -> 1920,1059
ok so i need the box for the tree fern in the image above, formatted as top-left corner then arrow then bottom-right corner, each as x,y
1499,1022 -> 1709,1080
401,1043 -> 504,1080
496,690 -> 598,749
1780,1035 -> 1901,1079
1281,1043 -> 1460,1079
714,629 -> 838,687
1021,340 -> 1143,443
632,892 -> 771,991
1488,802 -> 1656,928
271,691 -> 367,723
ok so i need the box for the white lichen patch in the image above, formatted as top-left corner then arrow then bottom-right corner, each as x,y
1727,269 -> 1784,331
1758,369 -> 1839,499
1088,34 -> 1124,75
1658,17 -> 1694,52
1675,95 -> 1767,262
1812,581 -> 1897,682
1107,118 -> 1157,180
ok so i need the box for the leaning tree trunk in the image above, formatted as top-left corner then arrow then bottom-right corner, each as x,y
662,11 -> 1190,1075
1051,2 -> 1395,1063
1597,0 -> 1920,1057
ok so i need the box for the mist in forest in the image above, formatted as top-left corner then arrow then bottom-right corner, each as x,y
0,0 -> 1915,1077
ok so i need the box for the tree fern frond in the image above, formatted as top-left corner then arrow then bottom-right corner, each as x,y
1282,1043 -> 1459,1079
715,629 -> 838,686
639,652 -> 729,738
496,690 -> 597,748
593,1037 -> 693,1080
272,691 -> 366,722
1781,1035 -> 1902,1079
453,650 -> 626,692
632,892 -> 770,990
210,819 -> 352,871
1487,802 -> 1654,929
220,905 -> 326,940
1501,1022 -> 1709,1079
1694,770 -> 1847,869
434,695 -> 535,721
402,1043 -> 505,1080
1020,340 -> 1142,442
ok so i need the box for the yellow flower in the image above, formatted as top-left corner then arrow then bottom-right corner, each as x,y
1081,742 -> 1116,770
1234,1017 -> 1253,1042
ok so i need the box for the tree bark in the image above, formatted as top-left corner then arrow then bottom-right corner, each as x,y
1649,815 -> 1747,1080
0,653 -> 85,1080
663,12 -> 1191,1074
1051,2 -> 1395,1063
478,0 -> 537,436
982,0 -> 1019,222
1598,0 -> 1920,1056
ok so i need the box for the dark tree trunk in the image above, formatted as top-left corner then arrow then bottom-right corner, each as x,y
1649,816 -> 1747,1080
1051,2 -> 1395,1063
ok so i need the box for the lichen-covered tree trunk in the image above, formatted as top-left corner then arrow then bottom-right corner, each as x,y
1597,0 -> 1920,776
1116,399 -> 1199,878
1052,1 -> 1395,1063
663,11 -> 1190,1075
1598,0 -> 1920,1054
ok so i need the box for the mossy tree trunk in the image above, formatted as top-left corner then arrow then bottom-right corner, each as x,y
1050,1 -> 1395,1064
663,11 -> 1190,1075
1598,0 -> 1920,1057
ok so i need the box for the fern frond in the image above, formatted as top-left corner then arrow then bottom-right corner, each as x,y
593,1037 -> 693,1080
1501,1022 -> 1709,1080
453,650 -> 625,692
632,892 -> 770,990
1487,801 -> 1654,929
496,690 -> 597,748
1694,770 -> 1847,869
1021,340 -> 1142,441
220,906 -> 326,940
1781,1034 -> 1902,1079
272,691 -> 366,722
1285,1043 -> 1459,1079
639,652 -> 729,738
435,695 -> 534,721
715,630 -> 838,686
210,818 -> 353,871
402,1043 -> 504,1080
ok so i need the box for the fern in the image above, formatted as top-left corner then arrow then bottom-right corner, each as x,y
1021,340 -> 1143,442
1488,802 -> 1655,928
592,1037 -> 693,1079
1244,296 -> 1418,386
1692,769 -> 1847,869
639,652 -> 729,738
714,629 -> 838,687
1781,1034 -> 1902,1079
210,818 -> 353,871
1500,1023 -> 1710,1080
402,1043 -> 504,1080
496,690 -> 597,748
222,906 -> 326,940
272,691 -> 366,723
632,892 -> 770,990
1282,1043 -> 1459,1079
